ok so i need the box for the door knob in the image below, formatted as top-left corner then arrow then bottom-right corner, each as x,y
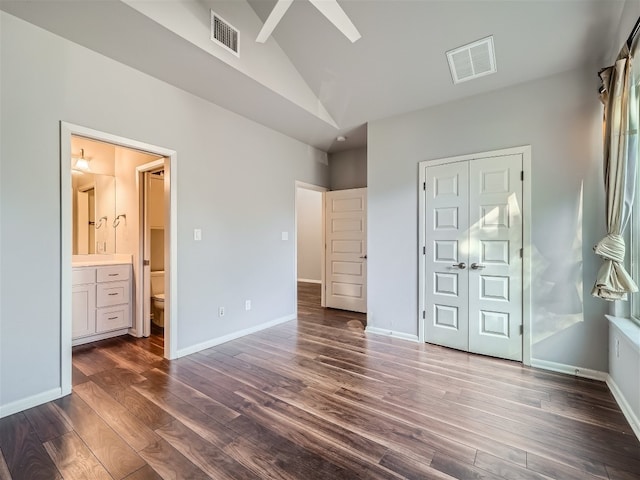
470,263 -> 486,270
452,262 -> 466,269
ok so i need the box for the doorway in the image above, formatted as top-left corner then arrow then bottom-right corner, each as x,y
418,146 -> 532,364
60,122 -> 178,396
295,182 -> 327,311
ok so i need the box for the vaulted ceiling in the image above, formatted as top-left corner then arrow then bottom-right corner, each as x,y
1,0 -> 626,152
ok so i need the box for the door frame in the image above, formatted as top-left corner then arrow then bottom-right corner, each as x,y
418,145 -> 532,365
60,122 -> 178,396
136,160 -> 167,340
294,181 -> 328,309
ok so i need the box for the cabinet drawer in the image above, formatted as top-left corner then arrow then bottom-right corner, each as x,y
97,265 -> 130,283
96,306 -> 130,332
96,281 -> 130,307
72,268 -> 96,285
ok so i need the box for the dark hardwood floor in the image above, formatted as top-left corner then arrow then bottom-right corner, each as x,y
1,283 -> 638,479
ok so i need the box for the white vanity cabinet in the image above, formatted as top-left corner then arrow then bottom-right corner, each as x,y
72,263 -> 132,345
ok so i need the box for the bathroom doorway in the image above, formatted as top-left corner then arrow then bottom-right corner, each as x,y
61,122 -> 178,396
138,161 -> 168,347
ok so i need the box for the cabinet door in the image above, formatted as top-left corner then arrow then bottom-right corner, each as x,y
72,284 -> 96,338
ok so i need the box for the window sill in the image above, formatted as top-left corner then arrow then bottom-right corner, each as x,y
606,315 -> 640,353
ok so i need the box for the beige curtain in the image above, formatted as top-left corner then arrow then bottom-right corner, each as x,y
592,42 -> 639,300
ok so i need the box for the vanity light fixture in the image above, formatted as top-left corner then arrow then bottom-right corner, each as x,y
72,148 -> 91,173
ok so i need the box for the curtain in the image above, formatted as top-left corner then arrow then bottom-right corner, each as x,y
592,41 -> 639,300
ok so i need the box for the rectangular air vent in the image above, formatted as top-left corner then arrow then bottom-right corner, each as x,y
446,36 -> 496,84
211,11 -> 239,56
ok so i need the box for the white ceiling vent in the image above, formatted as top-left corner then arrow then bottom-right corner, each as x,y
446,36 -> 496,84
211,11 -> 239,56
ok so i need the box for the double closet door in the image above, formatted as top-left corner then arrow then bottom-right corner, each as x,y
424,154 -> 523,361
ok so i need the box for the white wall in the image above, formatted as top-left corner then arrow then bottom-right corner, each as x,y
368,67 -> 609,372
329,147 -> 367,190
0,12 -> 328,411
296,188 -> 323,283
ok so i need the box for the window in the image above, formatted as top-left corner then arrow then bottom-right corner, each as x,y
631,51 -> 640,323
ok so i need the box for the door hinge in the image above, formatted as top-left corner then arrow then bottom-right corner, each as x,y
519,325 -> 524,335
423,246 -> 426,255
520,170 -> 524,181
520,248 -> 523,258
423,182 -> 426,191
422,311 -> 426,319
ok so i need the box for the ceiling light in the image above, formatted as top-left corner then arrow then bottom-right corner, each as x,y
336,136 -> 347,142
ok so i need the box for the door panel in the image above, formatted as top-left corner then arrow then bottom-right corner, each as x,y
468,155 -> 523,360
325,188 -> 367,313
425,162 -> 469,351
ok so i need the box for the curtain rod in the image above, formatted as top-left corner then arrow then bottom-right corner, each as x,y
627,16 -> 640,49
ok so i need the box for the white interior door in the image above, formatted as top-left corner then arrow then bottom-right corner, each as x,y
468,155 -> 523,360
424,154 -> 523,361
425,162 -> 470,350
142,171 -> 151,337
325,188 -> 367,313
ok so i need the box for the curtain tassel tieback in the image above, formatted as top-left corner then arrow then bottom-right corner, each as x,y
593,233 -> 626,263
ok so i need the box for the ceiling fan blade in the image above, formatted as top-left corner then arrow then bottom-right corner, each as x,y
308,0 -> 361,43
256,0 -> 294,43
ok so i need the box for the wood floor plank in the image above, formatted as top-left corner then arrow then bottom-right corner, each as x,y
23,402 -> 72,442
72,345 -> 119,376
0,447 -> 13,480
379,450 -> 457,480
43,431 -> 113,480
430,451 -> 504,480
605,463 -> 640,480
73,381 -> 159,452
89,366 -> 148,393
0,413 -> 62,480
53,394 -> 146,479
525,452 -> 607,480
155,419 -> 261,479
138,439 -> 209,480
110,386 -> 175,431
474,451 -> 552,480
122,465 -> 163,480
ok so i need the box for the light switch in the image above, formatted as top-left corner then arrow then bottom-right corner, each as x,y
281,231 -> 289,241
194,228 -> 202,241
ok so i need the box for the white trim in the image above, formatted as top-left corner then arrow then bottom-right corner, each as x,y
176,314 -> 296,358
60,122 -> 179,402
71,328 -> 130,347
607,374 -> 640,441
294,181 -> 328,310
365,326 -> 420,343
298,278 -> 322,284
417,145 -> 532,366
0,388 -> 62,419
530,358 -> 608,381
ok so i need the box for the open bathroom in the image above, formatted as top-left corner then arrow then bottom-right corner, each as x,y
70,133 -> 169,356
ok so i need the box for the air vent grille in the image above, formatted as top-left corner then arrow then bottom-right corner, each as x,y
211,11 -> 239,56
446,36 -> 496,84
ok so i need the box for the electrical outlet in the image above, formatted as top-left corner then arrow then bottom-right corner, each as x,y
245,300 -> 251,311
194,229 -> 202,241
218,306 -> 225,317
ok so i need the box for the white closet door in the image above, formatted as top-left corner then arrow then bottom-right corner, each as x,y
425,162 -> 469,351
325,188 -> 367,313
468,155 -> 523,360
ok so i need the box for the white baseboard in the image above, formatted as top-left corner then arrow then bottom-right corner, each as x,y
176,314 -> 296,358
297,278 -> 322,284
607,375 -> 640,441
365,326 -> 420,343
0,387 -> 63,419
530,358 -> 608,381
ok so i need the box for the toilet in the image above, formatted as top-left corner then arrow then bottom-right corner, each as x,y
150,270 -> 165,328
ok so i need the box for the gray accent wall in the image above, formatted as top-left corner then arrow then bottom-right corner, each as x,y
329,147 -> 367,190
0,12 -> 328,410
368,67 -> 610,372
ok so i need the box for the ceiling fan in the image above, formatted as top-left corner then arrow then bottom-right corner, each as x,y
256,0 -> 361,43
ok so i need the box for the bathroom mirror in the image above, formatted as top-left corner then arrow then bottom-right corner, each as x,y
72,172 -> 116,255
